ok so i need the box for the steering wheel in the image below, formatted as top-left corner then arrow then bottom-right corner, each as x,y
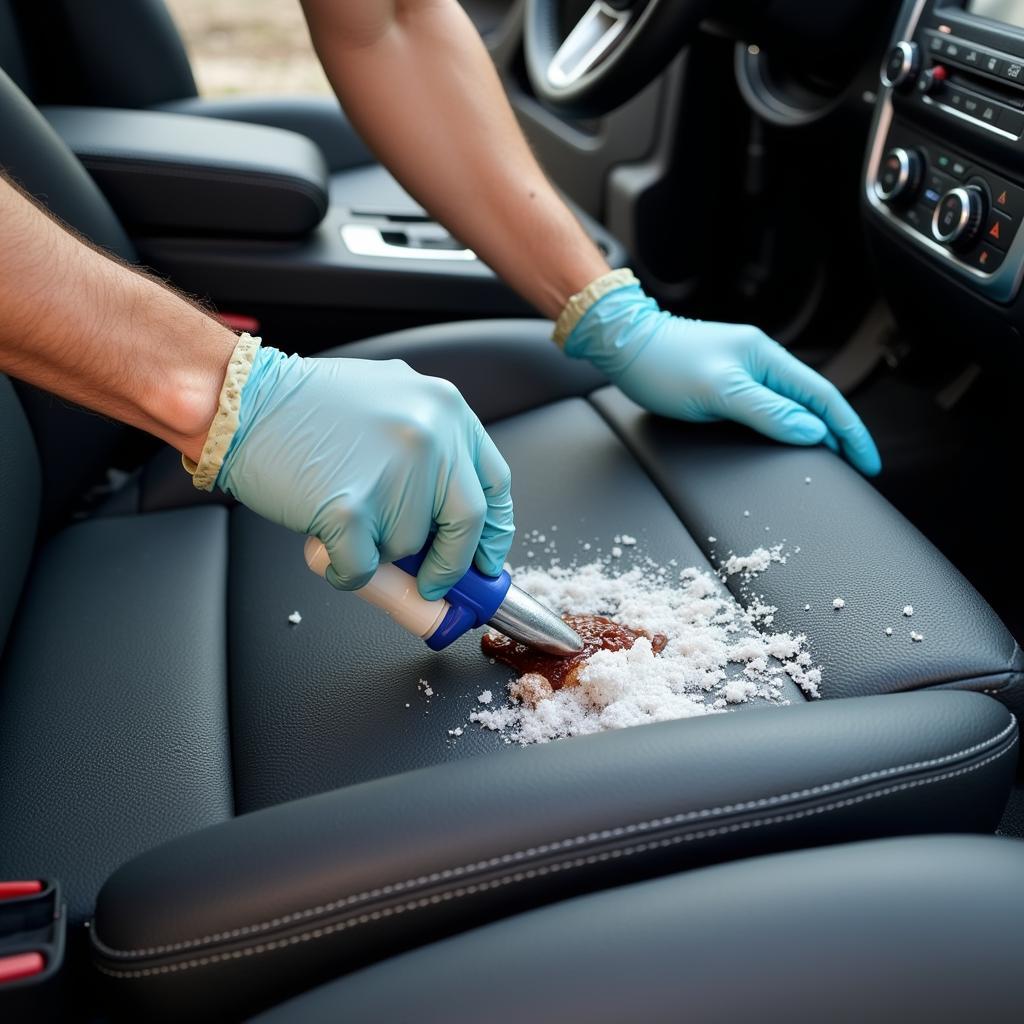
524,0 -> 715,118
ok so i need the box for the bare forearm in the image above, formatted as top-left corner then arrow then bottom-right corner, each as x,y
0,177 -> 236,462
301,0 -> 608,318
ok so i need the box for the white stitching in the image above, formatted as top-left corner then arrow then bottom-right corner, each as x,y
95,739 -> 1017,979
94,717 -> 1017,961
95,717 -> 1018,959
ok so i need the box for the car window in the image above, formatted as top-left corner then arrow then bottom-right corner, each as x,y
163,0 -> 332,97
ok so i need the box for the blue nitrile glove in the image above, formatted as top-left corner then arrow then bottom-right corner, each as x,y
216,347 -> 515,600
565,284 -> 881,476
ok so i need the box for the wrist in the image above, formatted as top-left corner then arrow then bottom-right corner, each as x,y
561,280 -> 667,378
552,269 -> 641,347
134,299 -> 238,461
177,332 -> 263,489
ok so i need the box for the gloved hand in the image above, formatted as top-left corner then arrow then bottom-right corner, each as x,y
216,347 -> 514,600
564,284 -> 881,476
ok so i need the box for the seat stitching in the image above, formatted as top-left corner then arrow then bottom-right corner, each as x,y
92,717 -> 1016,960
94,740 -> 1017,979
79,156 -> 327,203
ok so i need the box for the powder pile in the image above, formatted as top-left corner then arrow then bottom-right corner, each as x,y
470,557 -> 822,745
720,544 -> 786,580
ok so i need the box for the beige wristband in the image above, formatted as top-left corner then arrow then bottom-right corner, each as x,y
551,268 -> 639,347
181,331 -> 262,491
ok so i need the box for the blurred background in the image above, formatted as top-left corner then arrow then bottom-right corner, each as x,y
164,0 -> 331,96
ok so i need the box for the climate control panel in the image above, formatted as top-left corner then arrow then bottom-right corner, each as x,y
869,122 -> 1024,284
864,0 -> 1024,304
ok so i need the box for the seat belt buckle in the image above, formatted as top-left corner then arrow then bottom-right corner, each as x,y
0,879 -> 67,1020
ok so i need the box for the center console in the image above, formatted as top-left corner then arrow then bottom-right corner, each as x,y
865,0 -> 1024,308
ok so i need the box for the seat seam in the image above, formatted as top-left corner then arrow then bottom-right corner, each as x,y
93,738 -> 1017,979
902,669 -> 1024,696
92,716 -> 1016,960
79,156 -> 326,199
581,390 -> 771,661
584,391 -> 1024,694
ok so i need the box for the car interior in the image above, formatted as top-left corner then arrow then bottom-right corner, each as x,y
3,0 -> 1024,1020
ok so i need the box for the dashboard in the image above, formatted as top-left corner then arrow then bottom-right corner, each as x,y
865,0 -> 1024,312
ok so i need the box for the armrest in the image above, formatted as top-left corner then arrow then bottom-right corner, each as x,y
42,107 -> 329,238
155,95 -> 375,174
90,692 -> 1016,1021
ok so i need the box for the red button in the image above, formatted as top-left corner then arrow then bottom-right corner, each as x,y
984,210 -> 1013,251
0,952 -> 45,984
0,881 -> 42,900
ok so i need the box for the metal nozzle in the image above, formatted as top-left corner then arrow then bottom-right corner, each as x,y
487,584 -> 584,656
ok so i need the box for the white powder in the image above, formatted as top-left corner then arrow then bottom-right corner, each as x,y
477,690 -> 493,705
833,598 -> 845,609
910,631 -> 924,642
620,534 -> 637,546
611,546 -> 623,558
805,477 -> 812,484
903,605 -> 914,617
417,679 -> 433,698
885,628 -> 893,636
470,555 -> 822,745
448,726 -> 464,737
720,544 -> 786,580
804,604 -> 811,611
287,611 -> 302,625
708,536 -> 717,543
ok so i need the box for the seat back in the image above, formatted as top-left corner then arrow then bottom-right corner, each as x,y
3,0 -> 197,108
0,378 -> 40,652
0,0 -> 31,95
0,66 -> 139,531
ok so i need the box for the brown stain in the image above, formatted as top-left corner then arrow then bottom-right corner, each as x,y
482,613 -> 668,691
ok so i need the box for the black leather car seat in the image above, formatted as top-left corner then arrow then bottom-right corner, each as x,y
1,0 -> 375,175
250,834 -> 1024,1024
0,55 -> 1022,1022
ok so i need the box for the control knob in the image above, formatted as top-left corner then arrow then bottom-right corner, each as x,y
874,147 -> 923,204
881,41 -> 920,89
931,186 -> 986,251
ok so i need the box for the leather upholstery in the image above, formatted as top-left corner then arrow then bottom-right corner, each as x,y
0,68 -> 134,529
106,324 -> 1023,821
53,0 -> 196,106
0,74 -> 134,261
0,508 -> 234,924
0,377 -> 40,651
90,691 -> 1016,1022
2,318 -> 1019,941
0,0 -> 31,94
10,0 -> 196,108
590,386 -> 1024,714
157,95 -> 376,175
44,106 -> 330,238
252,834 -> 1024,1024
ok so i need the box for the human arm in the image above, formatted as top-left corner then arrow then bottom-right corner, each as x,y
0,175 -> 513,596
0,173 -> 235,463
299,0 -> 880,475
298,0 -> 608,319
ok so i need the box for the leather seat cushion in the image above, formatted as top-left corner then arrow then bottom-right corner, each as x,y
250,834 -> 1024,1024
2,320 -> 1021,924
